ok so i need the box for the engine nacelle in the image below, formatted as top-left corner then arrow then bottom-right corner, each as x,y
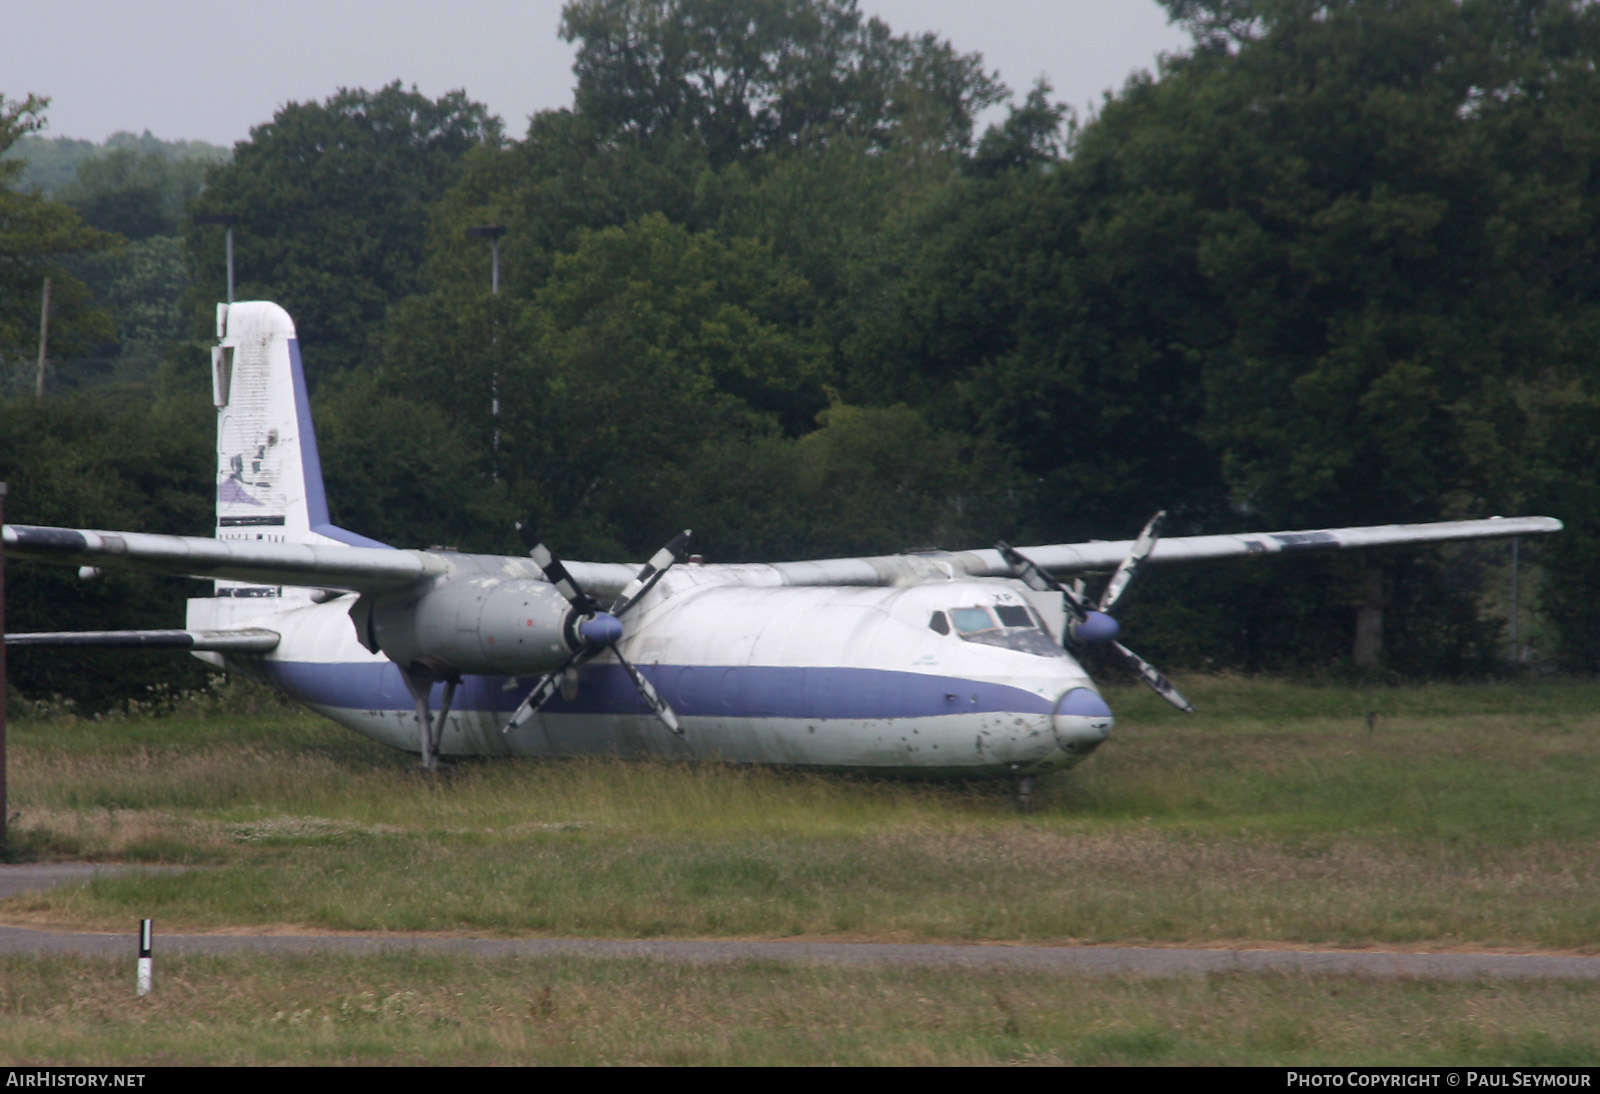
354,576 -> 576,677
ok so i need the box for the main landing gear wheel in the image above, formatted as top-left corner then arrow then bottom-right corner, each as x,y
1015,774 -> 1037,813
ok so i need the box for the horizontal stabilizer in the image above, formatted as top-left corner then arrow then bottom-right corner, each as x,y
4,628 -> 280,653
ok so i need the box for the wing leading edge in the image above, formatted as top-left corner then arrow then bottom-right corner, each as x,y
2,514 -> 1562,596
748,515 -> 1564,588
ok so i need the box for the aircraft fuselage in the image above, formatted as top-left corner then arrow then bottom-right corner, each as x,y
210,576 -> 1114,775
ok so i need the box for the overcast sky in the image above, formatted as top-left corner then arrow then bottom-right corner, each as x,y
5,1 -> 1191,148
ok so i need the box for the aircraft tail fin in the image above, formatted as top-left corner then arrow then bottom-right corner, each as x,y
211,302 -> 388,551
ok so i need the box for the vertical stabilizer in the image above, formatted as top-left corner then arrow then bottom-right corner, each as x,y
212,301 -> 388,555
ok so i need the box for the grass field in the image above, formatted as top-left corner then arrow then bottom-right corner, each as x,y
2,953 -> 1596,1065
1,676 -> 1597,1064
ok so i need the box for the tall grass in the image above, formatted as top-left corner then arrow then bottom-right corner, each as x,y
0,953 -> 1595,1065
4,677 -> 1597,949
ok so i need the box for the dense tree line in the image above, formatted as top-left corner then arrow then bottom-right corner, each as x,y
6,0 -> 1600,708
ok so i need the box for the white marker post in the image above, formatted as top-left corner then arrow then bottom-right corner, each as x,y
137,919 -> 152,996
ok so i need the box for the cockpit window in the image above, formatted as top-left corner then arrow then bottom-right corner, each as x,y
943,602 -> 1064,658
928,611 -> 950,635
951,607 -> 997,635
995,605 -> 1033,629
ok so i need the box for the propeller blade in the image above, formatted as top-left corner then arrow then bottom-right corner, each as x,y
614,647 -> 682,735
995,542 -> 1094,620
611,530 -> 692,616
1111,641 -> 1194,713
1098,510 -> 1166,614
502,651 -> 584,734
523,531 -> 600,615
508,529 -> 689,736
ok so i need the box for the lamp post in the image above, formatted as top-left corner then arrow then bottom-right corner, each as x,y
467,226 -> 507,479
194,214 -> 241,303
467,225 -> 506,295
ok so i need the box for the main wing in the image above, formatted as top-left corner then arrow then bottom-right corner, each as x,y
740,515 -> 1563,588
2,514 -> 1562,596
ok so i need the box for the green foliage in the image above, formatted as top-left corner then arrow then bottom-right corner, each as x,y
57,143 -> 213,240
968,80 -> 1072,178
384,214 -> 829,556
314,369 -> 517,551
667,403 -> 1021,562
1,134 -> 97,195
0,386 -> 214,708
561,0 -> 1007,162
186,83 -> 501,377
6,131 -> 228,197
67,235 -> 192,389
0,95 -> 118,381
1098,0 -> 1600,666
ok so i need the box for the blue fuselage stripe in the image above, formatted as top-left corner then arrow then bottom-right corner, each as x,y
259,660 -> 1060,720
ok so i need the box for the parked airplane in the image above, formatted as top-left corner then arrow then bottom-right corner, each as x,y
3,303 -> 1562,800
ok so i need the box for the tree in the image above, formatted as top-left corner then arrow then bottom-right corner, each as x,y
1100,0 -> 1600,666
8,131 -> 227,197
841,122 -> 1226,547
185,83 -> 501,378
381,214 -> 829,557
77,235 -> 190,380
0,386 -> 214,709
0,95 -> 117,391
561,0 -> 1006,163
58,142 -> 214,240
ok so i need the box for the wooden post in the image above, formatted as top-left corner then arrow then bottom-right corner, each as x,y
1352,562 -> 1385,668
1,481 -> 8,852
1510,538 -> 1521,662
34,277 -> 51,400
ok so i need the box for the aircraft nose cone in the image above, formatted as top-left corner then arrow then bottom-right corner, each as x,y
578,611 -> 623,646
1052,687 -> 1114,754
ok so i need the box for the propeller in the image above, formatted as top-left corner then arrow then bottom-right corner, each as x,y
998,510 -> 1193,713
503,529 -> 692,736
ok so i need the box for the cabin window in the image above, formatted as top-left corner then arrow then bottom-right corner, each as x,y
928,611 -> 950,635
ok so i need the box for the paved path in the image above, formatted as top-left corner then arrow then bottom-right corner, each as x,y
3,865 -> 1598,980
0,864 -> 192,899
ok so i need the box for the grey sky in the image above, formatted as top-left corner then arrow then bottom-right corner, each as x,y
5,1 -> 1191,147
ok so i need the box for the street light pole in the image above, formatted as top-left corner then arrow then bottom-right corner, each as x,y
194,214 -> 241,303
467,225 -> 506,296
467,226 -> 507,480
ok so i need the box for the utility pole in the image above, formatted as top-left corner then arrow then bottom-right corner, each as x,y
34,277 -> 50,399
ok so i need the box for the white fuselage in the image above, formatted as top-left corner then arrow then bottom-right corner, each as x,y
191,572 -> 1114,776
